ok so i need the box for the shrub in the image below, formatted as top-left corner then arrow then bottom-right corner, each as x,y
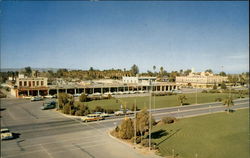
119,118 -> 134,139
131,136 -> 141,144
209,89 -> 220,93
63,104 -> 71,114
162,117 -> 176,124
105,109 -> 114,114
141,139 -> 149,147
202,90 -> 208,93
79,93 -> 88,102
94,106 -> 104,112
215,98 -> 222,102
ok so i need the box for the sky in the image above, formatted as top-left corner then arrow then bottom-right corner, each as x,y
1,1 -> 249,73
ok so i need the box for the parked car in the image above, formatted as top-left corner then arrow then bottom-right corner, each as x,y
73,93 -> 81,97
81,114 -> 104,122
31,96 -> 43,101
114,110 -> 124,116
41,101 -> 56,110
44,95 -> 53,99
172,90 -> 182,94
100,113 -> 110,117
1,128 -> 13,140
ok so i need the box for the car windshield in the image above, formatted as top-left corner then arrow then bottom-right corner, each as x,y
1,129 -> 10,133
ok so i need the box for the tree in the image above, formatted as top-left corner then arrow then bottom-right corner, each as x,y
131,64 -> 139,76
79,93 -> 88,102
178,95 -> 187,106
119,118 -> 134,139
213,83 -> 217,90
205,69 -> 213,73
220,82 -> 227,90
24,66 -> 32,77
94,106 -> 104,112
160,66 -> 164,76
219,71 -> 226,76
153,65 -> 156,72
223,97 -> 234,114
184,69 -> 192,76
135,108 -> 155,141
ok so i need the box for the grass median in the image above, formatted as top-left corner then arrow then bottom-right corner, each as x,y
83,93 -> 247,110
151,108 -> 249,158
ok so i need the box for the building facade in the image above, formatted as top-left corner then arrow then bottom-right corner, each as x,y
176,72 -> 228,88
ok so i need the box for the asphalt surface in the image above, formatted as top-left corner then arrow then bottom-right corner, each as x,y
0,98 -> 160,158
0,98 -> 249,158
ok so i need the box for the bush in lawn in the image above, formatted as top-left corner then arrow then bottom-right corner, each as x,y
131,136 -> 141,144
79,93 -> 88,102
119,118 -> 134,139
209,89 -> 220,93
63,104 -> 71,114
215,98 -> 222,102
220,82 -> 227,90
105,109 -> 114,114
141,139 -> 149,147
202,90 -> 208,93
162,117 -> 176,124
94,106 -> 104,112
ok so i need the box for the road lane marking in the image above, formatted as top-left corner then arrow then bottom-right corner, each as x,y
2,140 -> 109,158
1,135 -> 104,152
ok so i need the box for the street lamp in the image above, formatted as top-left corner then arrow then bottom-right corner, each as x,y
196,78 -> 198,105
148,80 -> 152,150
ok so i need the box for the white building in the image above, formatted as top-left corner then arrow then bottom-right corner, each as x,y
122,76 -> 157,85
176,72 -> 228,88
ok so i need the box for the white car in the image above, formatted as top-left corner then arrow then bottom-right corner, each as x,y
114,110 -> 124,116
44,95 -> 53,99
31,96 -> 43,101
73,93 -> 81,97
1,128 -> 13,140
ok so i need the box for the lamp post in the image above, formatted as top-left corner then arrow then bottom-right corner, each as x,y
148,80 -> 152,150
134,99 -> 137,145
196,79 -> 198,105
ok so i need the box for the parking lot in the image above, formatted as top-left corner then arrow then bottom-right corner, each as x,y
0,98 -> 160,158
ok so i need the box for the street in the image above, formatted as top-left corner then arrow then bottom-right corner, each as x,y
0,98 -> 160,158
0,98 -> 249,158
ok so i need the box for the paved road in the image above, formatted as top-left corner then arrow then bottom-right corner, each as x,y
0,98 -> 160,158
1,98 -> 249,158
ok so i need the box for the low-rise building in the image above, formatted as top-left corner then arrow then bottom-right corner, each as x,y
122,76 -> 156,85
176,71 -> 228,88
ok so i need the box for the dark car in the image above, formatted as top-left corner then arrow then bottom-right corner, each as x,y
41,101 -> 56,110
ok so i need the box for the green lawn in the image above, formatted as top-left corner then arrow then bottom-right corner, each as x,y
84,93 -> 247,110
151,109 -> 249,158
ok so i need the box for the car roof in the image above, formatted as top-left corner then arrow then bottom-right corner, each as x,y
1,128 -> 9,132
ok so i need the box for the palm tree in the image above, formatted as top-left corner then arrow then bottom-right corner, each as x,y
178,95 -> 187,106
153,65 -> 156,72
223,97 -> 234,113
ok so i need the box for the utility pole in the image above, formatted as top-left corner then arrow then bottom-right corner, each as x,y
149,81 -> 152,150
134,99 -> 137,145
196,79 -> 198,105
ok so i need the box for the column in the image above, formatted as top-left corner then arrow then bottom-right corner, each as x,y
27,90 -> 30,96
65,89 -> 67,93
93,88 -> 95,94
101,87 -> 103,94
47,89 -> 50,95
74,89 -> 77,94
38,90 -> 40,96
109,87 -> 111,92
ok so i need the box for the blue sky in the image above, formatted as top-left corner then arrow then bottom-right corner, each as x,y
1,1 -> 249,73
